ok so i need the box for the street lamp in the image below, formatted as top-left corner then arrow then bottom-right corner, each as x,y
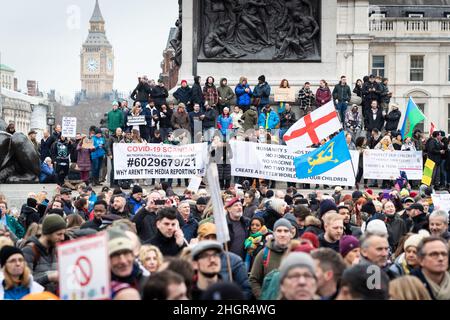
47,112 -> 55,133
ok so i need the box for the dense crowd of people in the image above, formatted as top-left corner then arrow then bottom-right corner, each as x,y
1,73 -> 449,301
0,175 -> 448,300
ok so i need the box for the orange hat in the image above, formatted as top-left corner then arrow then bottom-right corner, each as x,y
22,292 -> 61,300
197,222 -> 217,239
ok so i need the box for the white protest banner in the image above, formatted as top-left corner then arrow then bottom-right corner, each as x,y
113,143 -> 208,179
187,176 -> 203,193
206,163 -> 230,244
230,141 -> 359,187
62,117 -> 77,138
431,193 -> 450,213
363,150 -> 423,180
57,233 -> 110,300
126,115 -> 146,127
274,87 -> 296,102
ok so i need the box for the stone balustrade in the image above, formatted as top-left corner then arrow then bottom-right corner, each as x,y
369,18 -> 450,38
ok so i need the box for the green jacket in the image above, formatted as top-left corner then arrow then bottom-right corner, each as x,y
249,239 -> 286,299
6,214 -> 25,239
107,109 -> 124,132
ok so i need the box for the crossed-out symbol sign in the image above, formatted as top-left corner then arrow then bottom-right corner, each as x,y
73,256 -> 93,287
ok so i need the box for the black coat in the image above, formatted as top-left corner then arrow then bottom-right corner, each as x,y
173,87 -> 192,105
151,85 -> 169,107
80,217 -> 102,231
203,108 -> 217,129
191,83 -> 204,106
426,138 -> 443,164
366,108 -> 385,132
39,137 -> 53,162
146,230 -> 185,257
362,81 -> 381,104
385,109 -> 401,132
159,108 -> 173,129
131,81 -> 151,102
132,207 -> 158,243
385,214 -> 408,250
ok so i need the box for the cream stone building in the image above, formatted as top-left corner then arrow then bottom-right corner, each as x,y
337,0 -> 450,133
80,0 -> 114,99
0,64 -> 15,90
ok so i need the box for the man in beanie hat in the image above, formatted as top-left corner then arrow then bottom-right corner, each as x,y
311,248 -> 346,299
318,213 -> 344,252
339,235 -> 360,266
192,197 -> 207,222
22,214 -> 67,294
0,246 -> 44,299
21,198 -> 40,231
279,252 -> 318,300
108,227 -> 148,298
253,75 -> 271,112
225,197 -> 250,259
249,218 -> 293,299
127,185 -> 145,217
173,80 -> 192,110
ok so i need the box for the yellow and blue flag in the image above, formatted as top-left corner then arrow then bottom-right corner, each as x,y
294,131 -> 351,179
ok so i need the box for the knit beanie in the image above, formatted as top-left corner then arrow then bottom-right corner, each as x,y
292,243 -> 315,254
258,75 -> 266,83
404,230 -> 430,250
42,214 -> 67,235
339,235 -> 360,258
366,219 -> 388,235
352,190 -> 363,200
300,232 -> 320,249
270,198 -> 287,214
196,197 -> 207,205
108,227 -> 133,256
279,252 -> 316,281
283,213 -> 298,229
319,199 -> 338,217
361,201 -> 376,216
132,185 -> 143,195
0,246 -> 24,267
273,218 -> 292,232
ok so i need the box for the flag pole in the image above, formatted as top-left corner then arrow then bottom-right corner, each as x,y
223,242 -> 233,282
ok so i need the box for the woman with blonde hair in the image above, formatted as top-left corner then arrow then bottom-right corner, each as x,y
389,275 -> 431,300
0,246 -> 43,299
139,245 -> 164,274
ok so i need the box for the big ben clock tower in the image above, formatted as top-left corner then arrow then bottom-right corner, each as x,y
80,0 -> 114,99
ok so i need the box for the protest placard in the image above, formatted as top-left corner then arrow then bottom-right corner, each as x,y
274,87 -> 296,102
57,233 -> 110,300
126,115 -> 146,127
431,193 -> 450,213
62,117 -> 77,138
113,143 -> 208,179
229,141 -> 359,187
363,150 -> 423,180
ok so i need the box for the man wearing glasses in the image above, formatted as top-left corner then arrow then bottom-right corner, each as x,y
412,236 -> 450,300
278,252 -> 318,300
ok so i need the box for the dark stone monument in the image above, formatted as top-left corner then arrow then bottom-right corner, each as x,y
197,0 -> 321,62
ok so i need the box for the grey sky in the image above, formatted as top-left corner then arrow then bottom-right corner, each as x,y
0,0 -> 178,101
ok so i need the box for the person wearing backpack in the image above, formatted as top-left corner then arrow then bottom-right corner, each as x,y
22,214 -> 67,294
249,218 -> 293,299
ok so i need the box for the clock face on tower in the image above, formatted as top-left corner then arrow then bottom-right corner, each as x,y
86,58 -> 99,72
107,58 -> 113,72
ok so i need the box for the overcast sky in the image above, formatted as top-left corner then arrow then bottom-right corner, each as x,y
0,0 -> 178,101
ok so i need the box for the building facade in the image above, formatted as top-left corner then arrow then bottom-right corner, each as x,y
80,0 -> 114,99
337,0 -> 450,133
0,64 -> 15,90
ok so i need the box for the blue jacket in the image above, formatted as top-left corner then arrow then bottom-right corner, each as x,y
180,215 -> 198,243
128,196 -> 145,217
39,162 -> 54,183
235,84 -> 253,106
217,115 -> 233,135
258,110 -> 280,129
91,136 -> 106,159
220,251 -> 253,300
253,82 -> 271,107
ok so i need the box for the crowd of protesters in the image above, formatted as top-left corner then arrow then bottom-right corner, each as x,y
0,173 -> 449,300
0,73 -> 449,300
